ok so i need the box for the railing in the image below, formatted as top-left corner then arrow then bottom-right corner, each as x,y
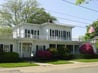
0,33 -> 87,42
16,34 -> 73,41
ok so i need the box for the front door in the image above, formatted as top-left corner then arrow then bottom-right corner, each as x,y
22,43 -> 32,58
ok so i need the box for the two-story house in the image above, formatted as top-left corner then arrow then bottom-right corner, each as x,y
0,22 -> 81,58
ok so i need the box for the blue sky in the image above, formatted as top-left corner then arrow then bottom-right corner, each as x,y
0,0 -> 98,39
37,0 -> 98,38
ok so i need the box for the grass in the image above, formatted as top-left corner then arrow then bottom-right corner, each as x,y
35,59 -> 72,65
47,60 -> 72,64
73,59 -> 98,62
0,62 -> 38,68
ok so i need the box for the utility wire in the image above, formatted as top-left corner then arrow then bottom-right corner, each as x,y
62,0 -> 98,13
45,9 -> 93,22
56,16 -> 90,24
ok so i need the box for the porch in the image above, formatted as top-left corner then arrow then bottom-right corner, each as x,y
17,40 -> 81,58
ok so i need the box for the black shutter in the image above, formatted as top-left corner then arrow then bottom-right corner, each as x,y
0,44 -> 3,52
10,44 -> 13,52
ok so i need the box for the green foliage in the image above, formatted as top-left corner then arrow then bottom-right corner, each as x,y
0,52 -> 19,62
0,62 -> 38,68
84,20 -> 98,40
47,48 -> 58,59
57,46 -> 73,60
75,0 -> 92,5
0,27 -> 12,35
47,47 -> 73,60
27,8 -> 56,24
0,0 -> 56,27
74,54 -> 98,59
76,0 -> 85,5
95,41 -> 98,49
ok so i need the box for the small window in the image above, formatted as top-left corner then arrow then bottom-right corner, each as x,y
25,29 -> 28,38
31,30 -> 33,35
38,30 -> 39,35
43,45 -> 46,50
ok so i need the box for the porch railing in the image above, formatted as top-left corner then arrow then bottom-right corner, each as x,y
0,33 -> 86,42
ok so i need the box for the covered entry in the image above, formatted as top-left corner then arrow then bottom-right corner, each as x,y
19,43 -> 32,58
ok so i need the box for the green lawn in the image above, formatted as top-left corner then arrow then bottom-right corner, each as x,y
0,62 -> 38,68
73,59 -> 98,62
47,60 -> 72,64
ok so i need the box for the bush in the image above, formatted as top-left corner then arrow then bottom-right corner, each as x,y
82,54 -> 98,59
74,54 -> 98,59
57,47 -> 72,60
0,52 -> 19,62
36,50 -> 52,60
79,43 -> 94,54
47,48 -> 58,59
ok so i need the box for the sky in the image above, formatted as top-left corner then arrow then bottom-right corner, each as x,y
37,0 -> 98,39
0,0 -> 98,39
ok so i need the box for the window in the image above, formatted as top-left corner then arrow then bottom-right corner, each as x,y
0,44 -> 13,52
50,29 -> 51,36
55,30 -> 58,36
58,31 -> 60,37
68,32 -> 71,40
0,44 -> 3,49
36,45 -> 46,51
66,31 -> 69,40
25,29 -> 28,38
63,31 -> 66,40
37,30 -> 39,35
31,30 -> 33,35
3,45 -> 10,52
28,30 -> 30,37
49,44 -> 56,48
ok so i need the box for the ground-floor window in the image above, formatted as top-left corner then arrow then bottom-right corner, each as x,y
74,45 -> 79,54
66,45 -> 73,53
57,44 -> 65,49
0,44 -> 13,52
49,44 -> 56,48
36,45 -> 46,51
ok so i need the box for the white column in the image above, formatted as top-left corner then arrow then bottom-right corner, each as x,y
72,45 -> 75,54
20,43 -> 23,57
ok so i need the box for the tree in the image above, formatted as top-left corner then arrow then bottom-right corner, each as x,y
27,8 -> 56,24
0,0 -> 56,27
84,20 -> 98,40
0,27 -> 12,37
75,0 -> 92,5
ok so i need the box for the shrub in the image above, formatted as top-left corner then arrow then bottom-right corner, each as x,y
74,54 -> 98,59
79,43 -> 94,54
0,52 -> 19,62
47,48 -> 58,59
36,50 -> 52,60
57,47 -> 72,60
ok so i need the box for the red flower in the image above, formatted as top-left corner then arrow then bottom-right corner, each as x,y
79,43 -> 94,54
36,50 -> 52,59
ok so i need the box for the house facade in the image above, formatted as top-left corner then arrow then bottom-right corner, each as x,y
0,22 -> 81,58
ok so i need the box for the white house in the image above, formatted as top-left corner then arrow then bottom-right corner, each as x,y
0,22 -> 81,58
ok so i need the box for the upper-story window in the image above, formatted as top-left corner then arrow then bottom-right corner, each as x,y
50,29 -> 71,40
25,29 -> 39,38
25,29 -> 28,38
